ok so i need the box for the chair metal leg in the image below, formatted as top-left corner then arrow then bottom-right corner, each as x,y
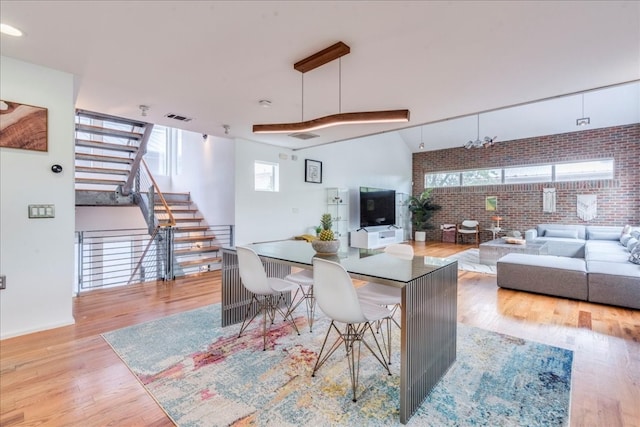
238,292 -> 300,351
312,320 -> 391,402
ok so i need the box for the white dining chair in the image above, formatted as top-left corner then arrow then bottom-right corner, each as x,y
311,257 -> 391,402
284,268 -> 316,332
355,243 -> 413,363
235,246 -> 301,350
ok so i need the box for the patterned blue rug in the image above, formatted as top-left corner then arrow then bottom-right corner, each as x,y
102,304 -> 572,426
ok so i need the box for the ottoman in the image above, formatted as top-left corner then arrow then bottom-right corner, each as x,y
497,253 -> 588,300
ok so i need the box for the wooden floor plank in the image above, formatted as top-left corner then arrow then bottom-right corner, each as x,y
1,242 -> 639,426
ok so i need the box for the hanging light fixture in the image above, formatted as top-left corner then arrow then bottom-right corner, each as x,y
464,114 -> 497,149
418,125 -> 425,150
576,93 -> 590,126
253,42 -> 410,134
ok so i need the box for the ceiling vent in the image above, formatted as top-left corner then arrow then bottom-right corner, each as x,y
164,113 -> 193,122
289,132 -> 319,140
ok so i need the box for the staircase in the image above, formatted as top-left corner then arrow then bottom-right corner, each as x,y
74,109 -> 228,284
161,192 -> 222,275
75,109 -> 152,205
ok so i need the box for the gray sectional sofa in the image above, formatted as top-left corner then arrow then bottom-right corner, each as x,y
497,224 -> 640,310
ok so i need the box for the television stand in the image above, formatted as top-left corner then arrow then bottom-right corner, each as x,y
350,227 -> 404,249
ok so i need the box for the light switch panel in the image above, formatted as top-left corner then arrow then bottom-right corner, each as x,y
28,204 -> 55,218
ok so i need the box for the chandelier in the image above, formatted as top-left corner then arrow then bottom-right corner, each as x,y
464,114 -> 497,149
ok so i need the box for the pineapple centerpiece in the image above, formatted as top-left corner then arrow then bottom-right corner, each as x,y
311,213 -> 340,254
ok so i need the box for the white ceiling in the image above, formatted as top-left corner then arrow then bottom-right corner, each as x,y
1,1 -> 639,152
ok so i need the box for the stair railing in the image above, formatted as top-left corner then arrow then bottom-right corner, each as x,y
137,158 -> 176,228
120,123 -> 154,196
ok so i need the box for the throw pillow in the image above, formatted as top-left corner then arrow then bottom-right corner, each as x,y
627,238 -> 639,252
631,230 -> 640,239
629,244 -> 640,265
621,224 -> 631,237
545,229 -> 579,239
621,234 -> 633,246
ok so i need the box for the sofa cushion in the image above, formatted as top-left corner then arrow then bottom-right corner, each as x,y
545,229 -> 579,239
586,226 -> 623,241
588,261 -> 640,310
497,254 -> 588,300
585,240 -> 629,262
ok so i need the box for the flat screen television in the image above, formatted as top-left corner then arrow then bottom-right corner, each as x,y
359,187 -> 396,228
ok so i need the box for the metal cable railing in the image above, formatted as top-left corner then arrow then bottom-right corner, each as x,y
76,224 -> 234,293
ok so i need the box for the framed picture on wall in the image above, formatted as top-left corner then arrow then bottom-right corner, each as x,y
485,196 -> 497,211
305,159 -> 322,183
0,100 -> 48,152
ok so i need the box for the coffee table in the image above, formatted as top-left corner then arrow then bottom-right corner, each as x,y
479,238 -> 548,265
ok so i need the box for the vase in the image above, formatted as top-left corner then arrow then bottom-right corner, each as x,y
414,231 -> 426,242
311,239 -> 340,254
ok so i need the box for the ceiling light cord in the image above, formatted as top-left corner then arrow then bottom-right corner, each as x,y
301,74 -> 305,122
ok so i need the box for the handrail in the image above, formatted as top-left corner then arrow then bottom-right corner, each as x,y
141,158 -> 176,227
127,226 -> 161,285
121,123 -> 154,195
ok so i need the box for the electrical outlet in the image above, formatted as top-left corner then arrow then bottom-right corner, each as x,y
0,275 -> 6,290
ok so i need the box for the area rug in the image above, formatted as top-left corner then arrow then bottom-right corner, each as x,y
447,248 -> 496,274
102,304 -> 572,427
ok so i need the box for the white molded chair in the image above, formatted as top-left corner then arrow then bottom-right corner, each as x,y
236,246 -> 301,350
355,243 -> 413,363
311,257 -> 391,402
284,268 -> 316,332
457,220 -> 480,245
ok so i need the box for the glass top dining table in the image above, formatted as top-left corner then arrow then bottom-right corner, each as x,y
244,239 -> 455,287
221,240 -> 458,424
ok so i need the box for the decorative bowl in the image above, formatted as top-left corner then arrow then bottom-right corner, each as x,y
311,239 -> 340,254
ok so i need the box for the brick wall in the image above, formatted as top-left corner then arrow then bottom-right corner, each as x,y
412,124 -> 640,241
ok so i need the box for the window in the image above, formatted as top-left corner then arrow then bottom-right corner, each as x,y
461,169 -> 501,186
504,165 -> 552,183
145,126 -> 183,176
425,172 -> 460,188
254,161 -> 279,192
425,159 -> 614,188
555,159 -> 614,181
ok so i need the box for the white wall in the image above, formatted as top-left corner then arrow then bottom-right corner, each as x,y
168,132 -> 235,226
234,132 -> 412,245
0,57 -> 76,339
75,206 -> 147,231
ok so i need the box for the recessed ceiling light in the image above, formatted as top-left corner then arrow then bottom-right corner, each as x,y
0,23 -> 23,37
259,100 -> 272,108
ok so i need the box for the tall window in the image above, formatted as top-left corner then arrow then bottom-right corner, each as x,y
145,126 -> 182,176
254,161 -> 279,192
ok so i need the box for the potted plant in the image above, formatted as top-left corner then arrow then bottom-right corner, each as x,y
407,189 -> 442,241
311,213 -> 340,254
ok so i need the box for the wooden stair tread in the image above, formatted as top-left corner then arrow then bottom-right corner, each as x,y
75,177 -> 125,185
75,139 -> 138,153
174,226 -> 209,233
155,207 -> 198,212
174,236 -> 215,243
76,166 -> 129,175
178,257 -> 221,267
76,123 -> 143,140
76,153 -> 134,164
170,217 -> 204,222
175,246 -> 220,256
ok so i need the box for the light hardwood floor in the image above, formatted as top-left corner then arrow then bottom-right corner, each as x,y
1,242 -> 639,426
